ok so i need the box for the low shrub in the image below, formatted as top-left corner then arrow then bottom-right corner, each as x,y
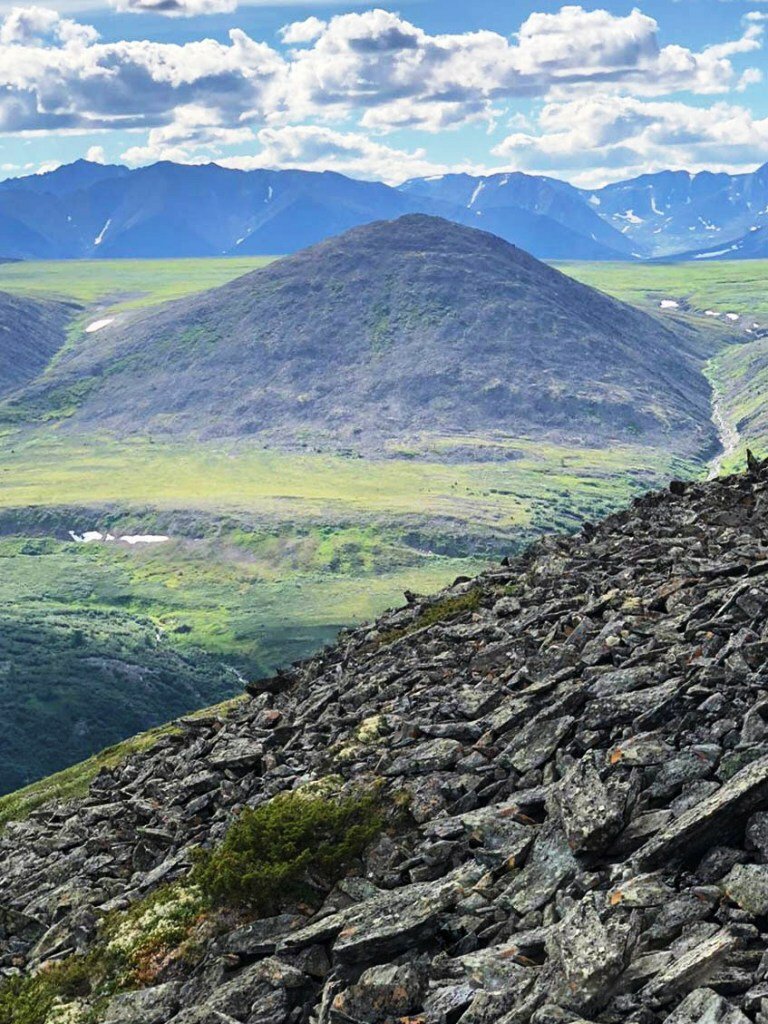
375,588 -> 482,647
192,788 -> 384,912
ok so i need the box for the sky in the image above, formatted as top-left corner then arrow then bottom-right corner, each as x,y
0,0 -> 766,187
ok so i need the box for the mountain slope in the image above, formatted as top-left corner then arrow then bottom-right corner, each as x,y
0,290 -> 73,397
9,215 -> 716,455
400,170 -> 638,257
676,225 -> 768,262
4,460 -> 768,1023
590,164 -> 768,257
2,158 -> 768,261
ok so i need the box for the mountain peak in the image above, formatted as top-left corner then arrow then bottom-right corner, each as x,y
18,216 -> 715,458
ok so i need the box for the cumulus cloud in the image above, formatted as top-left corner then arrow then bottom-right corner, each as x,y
0,5 -> 96,45
215,124 -> 465,183
85,144 -> 107,163
279,17 -> 326,45
493,95 -> 768,187
121,104 -> 255,164
0,15 -> 285,134
113,0 -> 236,18
0,3 -> 764,184
0,5 -> 759,136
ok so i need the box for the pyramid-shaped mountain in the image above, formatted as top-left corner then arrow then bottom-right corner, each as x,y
14,215 -> 716,455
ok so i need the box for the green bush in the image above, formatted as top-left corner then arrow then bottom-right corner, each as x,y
192,789 -> 383,912
375,588 -> 482,647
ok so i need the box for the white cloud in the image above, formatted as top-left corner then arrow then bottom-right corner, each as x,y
0,4 -> 96,44
112,0 -> 236,18
493,95 -> 768,187
279,16 -> 325,45
85,143 -> 106,162
0,3 -> 764,185
215,125 -> 466,184
121,103 -> 255,164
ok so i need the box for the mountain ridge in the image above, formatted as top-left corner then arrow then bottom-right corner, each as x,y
3,158 -> 766,262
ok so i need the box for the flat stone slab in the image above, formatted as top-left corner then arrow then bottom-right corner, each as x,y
635,756 -> 768,870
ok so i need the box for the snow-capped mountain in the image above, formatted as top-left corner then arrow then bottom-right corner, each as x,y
0,159 -> 766,261
586,165 -> 768,257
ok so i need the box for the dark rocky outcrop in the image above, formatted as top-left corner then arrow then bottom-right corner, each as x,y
9,460 -> 768,1020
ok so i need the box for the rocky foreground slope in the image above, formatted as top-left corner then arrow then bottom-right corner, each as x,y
7,461 -> 768,1021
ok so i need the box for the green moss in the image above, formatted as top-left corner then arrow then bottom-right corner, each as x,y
0,883 -> 211,1022
192,788 -> 384,912
102,883 -> 206,987
375,588 -> 482,647
0,950 -> 117,1024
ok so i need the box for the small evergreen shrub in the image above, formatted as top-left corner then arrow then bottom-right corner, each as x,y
192,789 -> 383,912
375,589 -> 482,647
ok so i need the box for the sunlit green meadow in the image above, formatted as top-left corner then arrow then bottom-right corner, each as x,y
559,260 -> 768,318
0,256 -> 277,311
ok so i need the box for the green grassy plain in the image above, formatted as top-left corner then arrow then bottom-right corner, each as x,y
0,433 -> 684,528
558,260 -> 768,317
559,259 -> 768,476
0,256 -> 275,310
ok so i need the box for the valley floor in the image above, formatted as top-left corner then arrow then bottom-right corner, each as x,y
0,255 -> 764,794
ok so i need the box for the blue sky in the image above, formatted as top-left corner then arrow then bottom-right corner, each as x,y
0,0 -> 766,185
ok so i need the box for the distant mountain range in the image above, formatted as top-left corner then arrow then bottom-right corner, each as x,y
0,159 -> 766,262
6,215 -> 716,457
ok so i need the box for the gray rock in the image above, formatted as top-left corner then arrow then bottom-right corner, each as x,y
723,864 -> 768,916
661,988 -> 750,1023
331,963 -> 424,1021
553,760 -> 627,852
103,982 -> 181,1024
635,757 -> 768,870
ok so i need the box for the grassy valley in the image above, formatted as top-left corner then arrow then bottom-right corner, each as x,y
0,232 -> 756,795
0,428 -> 693,792
559,259 -> 768,317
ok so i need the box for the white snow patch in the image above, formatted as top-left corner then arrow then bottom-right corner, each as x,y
660,300 -> 679,309
265,186 -> 273,203
705,310 -> 720,317
468,181 -> 486,209
650,192 -> 663,216
68,530 -> 170,545
120,535 -> 170,545
589,195 -> 601,207
85,318 -> 114,334
615,209 -> 643,225
726,313 -> 740,321
694,248 -> 733,259
93,218 -> 111,246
